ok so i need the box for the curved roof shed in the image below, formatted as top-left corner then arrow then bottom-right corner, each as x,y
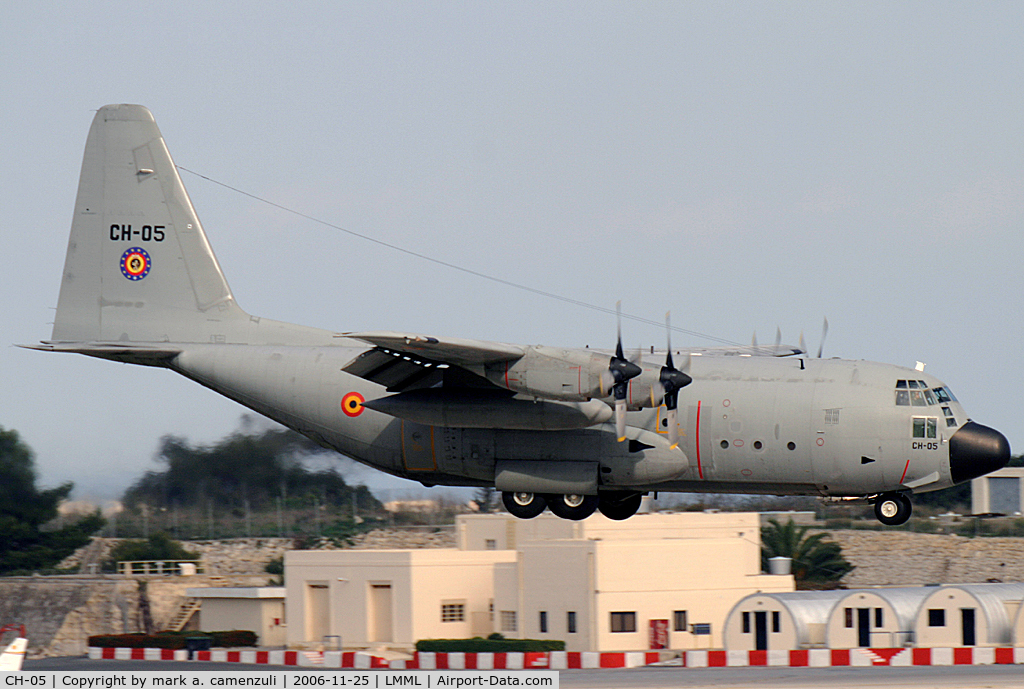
914,583 -> 1024,647
724,590 -> 847,651
825,587 -> 934,649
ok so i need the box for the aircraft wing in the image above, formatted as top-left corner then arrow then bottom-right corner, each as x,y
340,331 -> 524,392
686,344 -> 805,357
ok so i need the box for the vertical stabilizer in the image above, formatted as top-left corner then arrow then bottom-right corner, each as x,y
52,104 -> 248,344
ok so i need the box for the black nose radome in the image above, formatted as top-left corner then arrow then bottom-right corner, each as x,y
949,421 -> 1011,484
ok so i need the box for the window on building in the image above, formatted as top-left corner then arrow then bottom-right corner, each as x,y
772,611 -> 780,633
610,612 -> 637,633
875,608 -> 884,628
742,612 -> 750,634
485,539 -> 497,550
567,611 -> 577,634
539,611 -> 548,633
500,611 -> 517,633
441,602 -> 466,623
928,609 -> 945,627
844,608 -> 853,628
489,601 -> 494,622
673,611 -> 687,632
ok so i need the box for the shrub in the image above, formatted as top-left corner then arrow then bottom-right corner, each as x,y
87,630 -> 256,649
415,638 -> 564,653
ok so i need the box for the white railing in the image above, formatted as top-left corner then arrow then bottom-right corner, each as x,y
117,560 -> 204,576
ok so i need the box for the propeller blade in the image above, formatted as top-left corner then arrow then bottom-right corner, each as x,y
751,330 -> 758,352
650,380 -> 665,408
615,398 -> 627,442
615,301 -> 624,360
799,330 -> 807,355
774,327 -> 782,350
667,406 -> 679,449
816,317 -> 829,358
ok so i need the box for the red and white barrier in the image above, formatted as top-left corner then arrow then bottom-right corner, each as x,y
89,646 -> 1024,669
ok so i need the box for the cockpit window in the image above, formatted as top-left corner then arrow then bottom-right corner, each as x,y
895,380 -> 947,406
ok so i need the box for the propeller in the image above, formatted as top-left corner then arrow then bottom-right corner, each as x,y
816,317 -> 829,358
600,302 -> 642,442
650,312 -> 692,449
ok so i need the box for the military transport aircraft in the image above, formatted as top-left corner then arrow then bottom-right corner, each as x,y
24,105 -> 1011,525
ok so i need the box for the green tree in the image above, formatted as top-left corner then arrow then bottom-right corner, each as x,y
122,422 -> 382,513
0,426 -> 104,574
105,533 -> 199,568
761,518 -> 853,589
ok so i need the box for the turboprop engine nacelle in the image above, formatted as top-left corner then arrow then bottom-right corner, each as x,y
623,365 -> 668,411
482,345 -> 610,401
479,346 -> 672,411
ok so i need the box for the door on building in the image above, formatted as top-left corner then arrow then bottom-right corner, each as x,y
305,583 -> 330,643
989,477 -> 1020,514
369,583 -> 393,642
754,611 -> 768,651
857,608 -> 871,647
961,608 -> 976,646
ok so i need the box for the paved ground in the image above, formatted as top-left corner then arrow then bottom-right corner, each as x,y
21,655 -> 1024,688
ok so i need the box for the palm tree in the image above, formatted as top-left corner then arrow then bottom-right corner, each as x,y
761,518 -> 853,589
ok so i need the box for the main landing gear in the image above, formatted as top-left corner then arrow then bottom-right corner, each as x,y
873,492 -> 913,526
501,491 -> 644,521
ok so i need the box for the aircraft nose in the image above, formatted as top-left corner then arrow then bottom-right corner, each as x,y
949,421 -> 1011,484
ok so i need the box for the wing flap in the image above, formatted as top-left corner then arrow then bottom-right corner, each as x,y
340,331 -> 524,366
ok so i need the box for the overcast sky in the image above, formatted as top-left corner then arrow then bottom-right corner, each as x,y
3,2 -> 1022,501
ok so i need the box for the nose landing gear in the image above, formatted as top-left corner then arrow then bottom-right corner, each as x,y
873,492 -> 912,526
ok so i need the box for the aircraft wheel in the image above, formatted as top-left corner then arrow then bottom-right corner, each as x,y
597,492 -> 643,520
546,494 -> 599,520
502,491 -> 547,519
874,492 -> 912,526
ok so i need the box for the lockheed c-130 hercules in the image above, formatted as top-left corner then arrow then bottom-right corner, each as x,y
24,105 -> 1011,525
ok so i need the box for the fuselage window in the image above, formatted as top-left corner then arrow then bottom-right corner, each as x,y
913,417 -> 937,439
934,386 -> 957,403
896,380 -> 941,406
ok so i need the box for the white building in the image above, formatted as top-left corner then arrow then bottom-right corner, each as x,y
285,549 -> 516,650
186,587 -> 287,647
284,511 -> 793,652
972,468 -> 1024,515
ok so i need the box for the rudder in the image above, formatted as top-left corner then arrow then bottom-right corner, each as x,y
52,104 -> 248,344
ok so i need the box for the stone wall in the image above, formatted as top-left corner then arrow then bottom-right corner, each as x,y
832,530 -> 1024,587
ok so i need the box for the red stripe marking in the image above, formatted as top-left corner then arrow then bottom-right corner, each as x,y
197,651 -> 211,662
708,650 -> 727,667
899,459 -> 911,484
227,651 -> 240,663
130,648 -> 145,660
493,653 -> 507,669
644,652 -> 660,666
284,651 -> 298,666
996,647 -> 1015,664
953,647 -> 973,665
371,656 -> 389,668
912,648 -> 931,665
161,649 -> 174,660
465,653 -> 477,669
830,649 -> 850,666
599,653 -> 625,668
256,651 -> 269,664
749,650 -> 767,666
435,653 -> 449,669
568,652 -> 582,669
102,648 -> 115,659
696,400 -> 704,479
789,649 -> 808,667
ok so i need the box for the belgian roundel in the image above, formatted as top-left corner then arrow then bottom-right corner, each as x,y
342,392 -> 365,417
120,247 -> 151,281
